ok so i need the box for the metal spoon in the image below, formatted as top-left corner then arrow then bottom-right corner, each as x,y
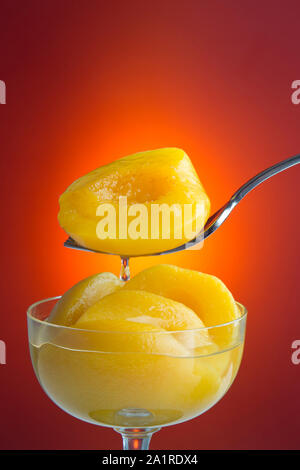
64,153 -> 300,258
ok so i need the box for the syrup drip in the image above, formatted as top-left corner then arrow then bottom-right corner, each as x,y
120,257 -> 130,282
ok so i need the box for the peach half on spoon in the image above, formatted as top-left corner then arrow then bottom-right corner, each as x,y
58,148 -> 210,256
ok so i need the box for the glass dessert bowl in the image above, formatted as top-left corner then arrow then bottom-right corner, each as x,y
27,297 -> 247,450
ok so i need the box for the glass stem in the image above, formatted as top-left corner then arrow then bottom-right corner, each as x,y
115,428 -> 161,450
120,257 -> 130,281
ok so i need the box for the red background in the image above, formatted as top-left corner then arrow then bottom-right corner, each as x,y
0,1 -> 299,450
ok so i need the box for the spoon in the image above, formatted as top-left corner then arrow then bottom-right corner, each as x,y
64,153 -> 300,259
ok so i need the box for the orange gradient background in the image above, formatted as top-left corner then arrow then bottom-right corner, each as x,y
0,1 -> 299,449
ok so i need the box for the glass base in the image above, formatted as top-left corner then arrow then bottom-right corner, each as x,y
114,427 -> 161,450
114,408 -> 160,449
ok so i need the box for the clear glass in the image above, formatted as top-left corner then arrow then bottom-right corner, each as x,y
27,298 -> 247,450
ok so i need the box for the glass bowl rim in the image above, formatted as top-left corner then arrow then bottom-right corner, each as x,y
27,296 -> 247,335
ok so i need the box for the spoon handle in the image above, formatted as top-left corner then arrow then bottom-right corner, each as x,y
232,154 -> 300,204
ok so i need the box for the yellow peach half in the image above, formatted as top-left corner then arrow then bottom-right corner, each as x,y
123,264 -> 240,347
49,272 -> 123,326
75,289 -> 213,351
58,148 -> 210,256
